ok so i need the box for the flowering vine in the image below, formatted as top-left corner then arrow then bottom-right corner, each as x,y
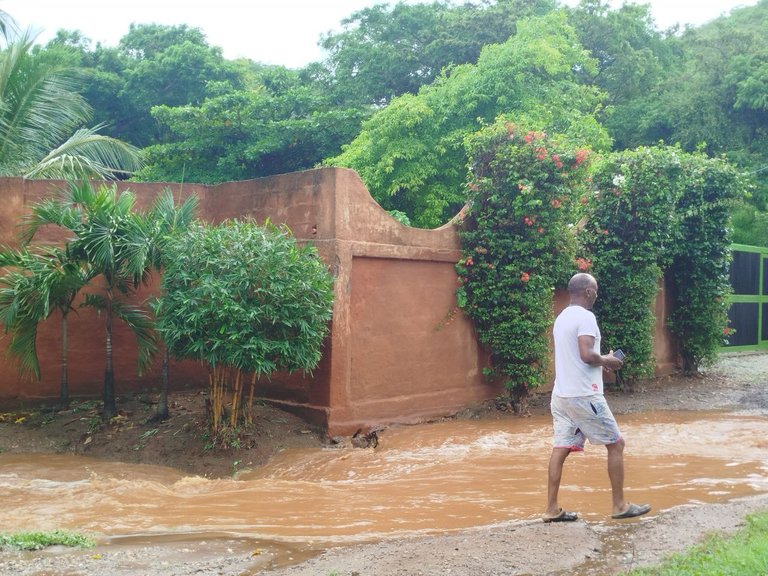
457,121 -> 592,410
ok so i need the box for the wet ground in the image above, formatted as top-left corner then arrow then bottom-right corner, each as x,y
1,351 -> 767,575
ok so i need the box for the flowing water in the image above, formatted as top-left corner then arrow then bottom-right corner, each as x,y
1,410 -> 767,570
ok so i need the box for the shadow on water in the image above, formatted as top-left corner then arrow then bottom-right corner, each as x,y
1,410 -> 766,571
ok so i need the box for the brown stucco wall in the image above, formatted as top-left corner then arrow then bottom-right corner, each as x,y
0,169 -> 677,434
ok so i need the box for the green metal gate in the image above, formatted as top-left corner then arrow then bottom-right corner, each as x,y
724,244 -> 768,350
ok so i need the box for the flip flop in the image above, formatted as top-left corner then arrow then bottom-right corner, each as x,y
611,503 -> 651,519
543,509 -> 578,523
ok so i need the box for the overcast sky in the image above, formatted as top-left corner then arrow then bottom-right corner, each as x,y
1,0 -> 759,68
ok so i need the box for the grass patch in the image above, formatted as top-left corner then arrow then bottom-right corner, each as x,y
0,529 -> 95,551
626,512 -> 768,575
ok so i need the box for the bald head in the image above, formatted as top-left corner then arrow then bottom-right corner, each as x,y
568,273 -> 596,295
568,273 -> 598,308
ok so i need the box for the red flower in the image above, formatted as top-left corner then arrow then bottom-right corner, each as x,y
524,131 -> 535,143
520,272 -> 530,283
574,149 -> 589,167
575,257 -> 591,271
550,198 -> 562,209
552,154 -> 563,169
466,256 -> 474,266
524,216 -> 535,226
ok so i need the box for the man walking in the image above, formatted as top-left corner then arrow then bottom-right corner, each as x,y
543,272 -> 651,522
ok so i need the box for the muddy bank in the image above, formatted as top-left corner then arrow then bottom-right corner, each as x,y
263,493 -> 768,576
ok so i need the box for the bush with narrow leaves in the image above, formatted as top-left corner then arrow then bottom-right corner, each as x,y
155,219 -> 334,438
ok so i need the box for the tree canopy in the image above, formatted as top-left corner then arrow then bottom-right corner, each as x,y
2,0 -> 766,237
326,11 -> 609,228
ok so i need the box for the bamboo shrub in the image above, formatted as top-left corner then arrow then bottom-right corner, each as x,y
156,219 -> 334,445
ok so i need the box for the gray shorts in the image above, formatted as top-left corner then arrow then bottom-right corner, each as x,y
550,393 -> 622,451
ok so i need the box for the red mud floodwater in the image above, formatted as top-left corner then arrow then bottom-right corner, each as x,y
1,410 -> 766,570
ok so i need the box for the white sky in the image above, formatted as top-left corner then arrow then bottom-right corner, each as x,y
1,0 -> 760,68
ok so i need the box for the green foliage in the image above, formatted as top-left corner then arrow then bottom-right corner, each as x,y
326,11 -> 609,228
318,0 -> 557,106
581,146 -> 685,383
626,512 -> 768,575
22,180 -> 159,419
457,121 -> 592,402
156,219 -> 334,376
731,200 -> 768,246
0,31 -> 142,179
132,66 -> 366,184
565,0 -> 680,152
0,529 -> 95,551
623,2 -> 768,230
0,246 -> 89,389
667,153 -> 747,372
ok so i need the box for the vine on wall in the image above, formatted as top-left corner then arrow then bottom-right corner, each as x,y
667,153 -> 746,373
458,134 -> 745,398
457,121 -> 592,410
580,146 -> 685,383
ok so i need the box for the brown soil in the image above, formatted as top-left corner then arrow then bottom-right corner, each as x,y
0,391 -> 326,479
1,351 -> 767,576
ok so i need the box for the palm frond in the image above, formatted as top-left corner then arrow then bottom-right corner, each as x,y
5,315 -> 41,379
25,126 -> 145,180
0,244 -> 90,379
0,33 -> 91,175
111,300 -> 159,375
81,292 -> 106,312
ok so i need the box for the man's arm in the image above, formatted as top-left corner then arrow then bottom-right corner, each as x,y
578,335 -> 624,371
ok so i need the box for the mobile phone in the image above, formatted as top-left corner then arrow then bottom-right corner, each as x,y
613,349 -> 625,361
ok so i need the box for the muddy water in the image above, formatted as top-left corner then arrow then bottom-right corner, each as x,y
1,411 -> 766,562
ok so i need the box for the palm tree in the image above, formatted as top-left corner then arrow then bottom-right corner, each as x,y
23,180 -> 158,419
145,187 -> 198,421
0,23 -> 143,179
0,246 -> 90,407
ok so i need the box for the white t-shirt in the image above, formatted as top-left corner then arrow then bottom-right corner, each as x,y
552,305 -> 603,397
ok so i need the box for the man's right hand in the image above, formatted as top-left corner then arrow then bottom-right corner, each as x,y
603,352 -> 624,371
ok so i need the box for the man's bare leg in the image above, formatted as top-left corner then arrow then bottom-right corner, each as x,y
545,447 -> 571,517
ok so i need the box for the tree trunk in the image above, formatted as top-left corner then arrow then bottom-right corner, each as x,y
103,293 -> 116,420
509,384 -> 530,416
152,347 -> 170,421
59,312 -> 69,408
